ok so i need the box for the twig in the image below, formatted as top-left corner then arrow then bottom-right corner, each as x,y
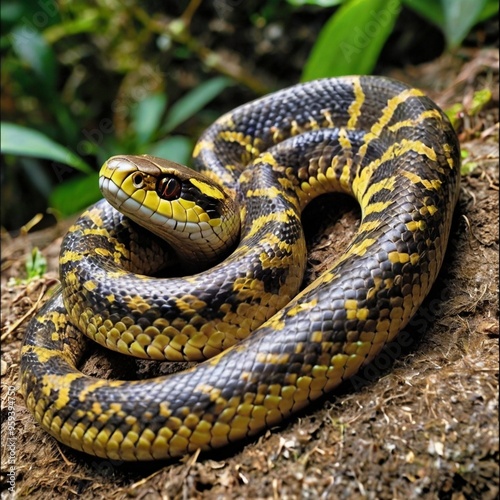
1,282 -> 52,341
181,0 -> 202,28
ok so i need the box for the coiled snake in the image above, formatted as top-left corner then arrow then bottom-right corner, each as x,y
20,76 -> 460,461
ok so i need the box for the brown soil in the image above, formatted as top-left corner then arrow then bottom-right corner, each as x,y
1,49 -> 498,499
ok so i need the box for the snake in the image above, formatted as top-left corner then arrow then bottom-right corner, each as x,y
20,76 -> 460,461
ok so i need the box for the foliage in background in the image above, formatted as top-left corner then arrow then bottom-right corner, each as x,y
1,1 -> 235,219
297,0 -> 499,79
301,0 -> 400,80
1,0 -> 498,225
402,0 -> 499,48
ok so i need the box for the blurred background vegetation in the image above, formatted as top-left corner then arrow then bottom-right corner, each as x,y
1,0 -> 498,233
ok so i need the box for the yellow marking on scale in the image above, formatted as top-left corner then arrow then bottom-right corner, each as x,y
81,227 -> 111,237
245,209 -> 298,239
363,200 -> 393,216
361,176 -> 397,207
40,373 -> 82,409
77,379 -> 125,402
442,143 -> 456,169
83,280 -> 97,292
353,139 -> 438,198
256,352 -> 290,364
337,238 -> 377,263
264,314 -> 286,331
358,220 -> 382,233
59,251 -> 84,264
308,117 -> 320,130
192,140 -> 214,158
371,88 -> 425,136
21,345 -> 61,363
218,131 -> 260,156
388,109 -> 442,133
247,186 -> 283,199
259,151 -> 279,167
189,178 -> 225,200
401,171 -> 442,190
338,129 -> 354,191
85,207 -> 105,228
347,77 -> 365,129
321,109 -> 335,127
131,189 -> 146,204
145,190 -> 163,215
426,205 -> 438,215
120,175 -> 138,196
358,88 -> 426,159
290,120 -> 301,136
100,162 -> 127,191
179,198 -> 196,210
287,298 -> 318,317
171,200 -> 187,222
195,384 -> 222,402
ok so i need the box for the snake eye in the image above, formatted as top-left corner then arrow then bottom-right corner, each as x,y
132,173 -> 144,188
156,175 -> 182,200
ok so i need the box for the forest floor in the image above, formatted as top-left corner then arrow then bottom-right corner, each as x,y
1,48 -> 498,499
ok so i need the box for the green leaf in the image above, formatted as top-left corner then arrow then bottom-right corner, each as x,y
442,0 -> 488,48
302,0 -> 401,80
403,0 -> 497,48
1,123 -> 93,173
160,77 -> 232,134
10,26 -> 57,90
148,136 -> 193,166
25,248 -> 47,281
49,173 -> 101,217
470,88 -> 492,116
131,92 -> 168,146
444,102 -> 464,129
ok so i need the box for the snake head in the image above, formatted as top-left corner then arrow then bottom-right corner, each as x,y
99,154 -> 240,266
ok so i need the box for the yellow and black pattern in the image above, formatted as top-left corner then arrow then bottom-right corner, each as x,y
20,76 -> 460,461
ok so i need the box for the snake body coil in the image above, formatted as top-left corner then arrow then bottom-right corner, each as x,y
21,77 -> 460,461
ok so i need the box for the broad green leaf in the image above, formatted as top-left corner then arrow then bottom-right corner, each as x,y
10,26 -> 56,90
442,0 -> 488,48
161,77 -> 232,134
302,0 -> 401,80
148,136 -> 193,166
1,123 -> 93,173
403,0 -> 498,48
132,93 -> 168,146
49,173 -> 101,217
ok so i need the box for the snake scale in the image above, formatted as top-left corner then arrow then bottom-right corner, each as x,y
20,76 -> 460,461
